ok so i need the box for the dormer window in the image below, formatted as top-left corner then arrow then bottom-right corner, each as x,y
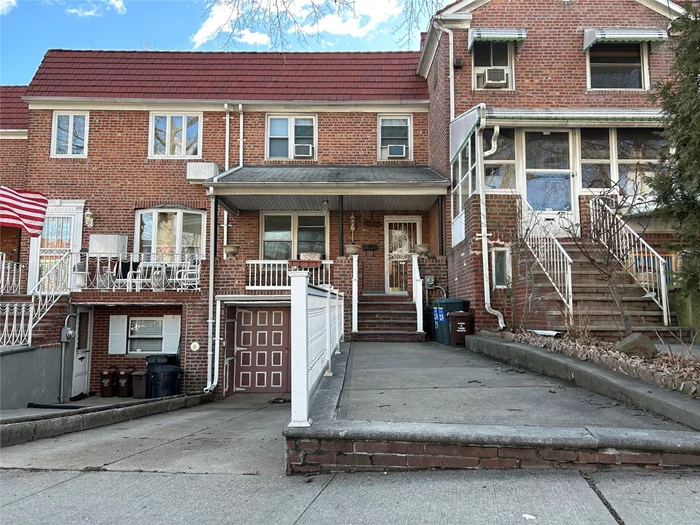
468,29 -> 526,91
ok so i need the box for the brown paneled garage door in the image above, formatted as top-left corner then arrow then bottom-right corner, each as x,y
234,307 -> 290,393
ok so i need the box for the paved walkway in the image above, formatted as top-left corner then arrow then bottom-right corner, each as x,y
339,342 -> 691,431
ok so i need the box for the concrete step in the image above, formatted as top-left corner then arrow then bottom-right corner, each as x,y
358,302 -> 416,312
351,330 -> 426,343
359,294 -> 413,302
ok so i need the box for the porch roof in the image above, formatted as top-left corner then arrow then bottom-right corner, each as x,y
484,107 -> 663,127
209,165 -> 449,196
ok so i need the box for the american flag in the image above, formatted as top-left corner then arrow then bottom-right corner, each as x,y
0,185 -> 48,238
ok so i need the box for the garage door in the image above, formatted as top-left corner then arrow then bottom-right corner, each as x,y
235,307 -> 290,393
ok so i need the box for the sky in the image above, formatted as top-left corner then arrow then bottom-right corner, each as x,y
0,0 -> 444,86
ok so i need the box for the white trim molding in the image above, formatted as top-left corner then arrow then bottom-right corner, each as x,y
0,130 -> 28,139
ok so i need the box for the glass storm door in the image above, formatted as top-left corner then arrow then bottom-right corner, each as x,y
524,131 -> 574,236
385,218 -> 421,293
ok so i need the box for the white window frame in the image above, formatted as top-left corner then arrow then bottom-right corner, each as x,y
377,114 -> 413,161
148,112 -> 203,159
127,317 -> 165,354
472,41 -> 516,91
134,208 -> 206,257
483,128 -> 517,193
491,247 -> 512,289
265,114 -> 318,160
51,111 -> 89,158
259,211 -> 329,260
586,43 -> 650,91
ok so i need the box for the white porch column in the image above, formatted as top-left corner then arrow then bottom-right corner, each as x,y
324,286 -> 333,377
335,291 -> 342,353
351,255 -> 359,333
412,254 -> 424,334
288,270 -> 311,427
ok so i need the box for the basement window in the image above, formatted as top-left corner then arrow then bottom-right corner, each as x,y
491,247 -> 511,289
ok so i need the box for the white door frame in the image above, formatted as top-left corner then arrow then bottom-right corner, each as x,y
384,216 -> 422,294
27,200 -> 85,293
71,306 -> 93,398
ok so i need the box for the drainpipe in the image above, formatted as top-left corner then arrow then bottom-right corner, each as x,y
477,104 -> 506,329
204,194 -> 216,392
434,18 -> 455,121
223,103 -> 230,249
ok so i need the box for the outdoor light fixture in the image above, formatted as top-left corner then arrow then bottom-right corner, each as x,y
84,208 -> 94,229
322,199 -> 329,213
350,214 -> 356,243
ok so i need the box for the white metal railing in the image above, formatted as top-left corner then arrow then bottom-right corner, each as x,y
0,303 -> 33,346
351,255 -> 359,333
72,252 -> 202,292
411,254 -> 424,333
289,271 -> 344,427
521,199 -> 574,320
1,253 -> 23,294
245,260 -> 332,290
590,198 -> 670,325
29,250 -> 72,331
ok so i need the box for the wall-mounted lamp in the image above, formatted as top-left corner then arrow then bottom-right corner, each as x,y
322,200 -> 329,213
84,208 -> 94,229
350,214 -> 356,243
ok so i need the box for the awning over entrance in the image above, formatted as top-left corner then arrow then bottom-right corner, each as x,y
208,165 -> 449,212
583,28 -> 668,51
467,28 -> 527,51
484,107 -> 663,127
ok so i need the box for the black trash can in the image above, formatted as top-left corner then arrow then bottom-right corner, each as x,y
432,298 -> 470,345
148,364 -> 182,398
448,311 -> 474,347
131,370 -> 148,399
424,306 -> 435,341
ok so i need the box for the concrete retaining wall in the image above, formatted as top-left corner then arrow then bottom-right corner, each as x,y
0,345 -> 62,410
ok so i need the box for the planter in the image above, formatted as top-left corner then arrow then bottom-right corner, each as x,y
345,244 -> 361,256
415,244 -> 430,256
289,259 -> 322,268
223,244 -> 239,258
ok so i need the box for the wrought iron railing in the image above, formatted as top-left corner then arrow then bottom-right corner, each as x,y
0,303 -> 33,347
0,253 -> 23,295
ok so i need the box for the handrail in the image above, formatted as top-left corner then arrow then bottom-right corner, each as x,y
590,198 -> 670,326
411,254 -> 424,333
521,198 -> 574,321
0,253 -> 23,295
29,251 -> 72,329
245,260 -> 333,290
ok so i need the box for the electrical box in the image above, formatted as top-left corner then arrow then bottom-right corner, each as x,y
424,275 -> 436,289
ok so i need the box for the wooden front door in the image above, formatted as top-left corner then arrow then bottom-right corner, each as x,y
234,307 -> 290,393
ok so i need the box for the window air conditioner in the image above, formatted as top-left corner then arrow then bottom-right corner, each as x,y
387,145 -> 407,158
484,67 -> 508,87
294,144 -> 313,157
186,162 -> 220,183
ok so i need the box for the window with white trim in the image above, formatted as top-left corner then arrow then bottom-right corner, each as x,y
588,43 -> 647,90
491,247 -> 511,289
150,113 -> 202,158
108,314 -> 181,355
136,208 -> 206,257
51,112 -> 88,157
473,41 -> 513,90
450,132 -> 477,247
266,115 -> 316,159
261,213 -> 327,260
379,116 -> 411,160
483,128 -> 516,190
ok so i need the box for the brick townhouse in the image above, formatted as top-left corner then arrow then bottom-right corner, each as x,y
0,0 -> 689,406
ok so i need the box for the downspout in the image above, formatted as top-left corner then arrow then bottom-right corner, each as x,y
477,104 -> 506,329
204,193 -> 216,392
434,18 -> 455,121
223,103 -> 230,249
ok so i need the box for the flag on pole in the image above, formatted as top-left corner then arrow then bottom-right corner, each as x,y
0,185 -> 48,238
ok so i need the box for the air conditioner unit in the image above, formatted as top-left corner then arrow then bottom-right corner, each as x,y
387,145 -> 407,158
484,67 -> 508,87
294,144 -> 313,157
186,162 -> 220,183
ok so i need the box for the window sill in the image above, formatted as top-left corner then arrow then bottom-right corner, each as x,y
485,188 -> 518,194
125,353 -> 177,357
50,154 -> 88,159
264,158 -> 319,163
473,88 -> 516,92
586,88 -> 648,92
147,156 -> 203,161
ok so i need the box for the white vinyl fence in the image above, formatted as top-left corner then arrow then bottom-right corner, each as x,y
288,271 -> 344,427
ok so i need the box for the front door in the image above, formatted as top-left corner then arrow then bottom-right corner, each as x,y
385,217 -> 421,293
71,308 -> 92,398
234,307 -> 290,393
524,131 -> 575,236
28,201 -> 84,293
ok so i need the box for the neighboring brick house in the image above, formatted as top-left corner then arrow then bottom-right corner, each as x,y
0,0 -> 688,405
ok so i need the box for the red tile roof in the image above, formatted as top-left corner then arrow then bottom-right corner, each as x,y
25,50 -> 428,102
0,86 -> 28,130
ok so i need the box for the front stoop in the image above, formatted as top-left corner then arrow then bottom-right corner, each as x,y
285,438 -> 700,473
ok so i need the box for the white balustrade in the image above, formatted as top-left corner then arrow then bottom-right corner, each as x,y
246,260 -> 333,290
521,199 -> 574,321
0,253 -> 23,295
288,271 -> 344,427
412,254 -> 424,333
0,302 -> 33,347
590,198 -> 670,325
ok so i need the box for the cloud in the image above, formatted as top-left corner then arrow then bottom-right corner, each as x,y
65,0 -> 127,18
234,29 -> 270,47
105,0 -> 126,14
191,2 -> 240,48
0,0 -> 17,16
298,0 -> 401,38
66,5 -> 100,17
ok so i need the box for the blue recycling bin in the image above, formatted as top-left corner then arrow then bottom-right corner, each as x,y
432,298 -> 469,345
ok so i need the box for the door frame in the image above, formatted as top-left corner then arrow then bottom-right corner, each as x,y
27,200 -> 85,293
384,215 -> 422,294
71,306 -> 93,398
224,306 -> 237,397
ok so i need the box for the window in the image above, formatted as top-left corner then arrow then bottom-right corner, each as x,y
136,208 -> 205,257
150,113 -> 202,158
616,128 -> 664,199
450,131 -> 477,247
588,43 -> 647,90
266,115 -> 316,159
473,41 -> 513,89
262,213 -> 326,260
108,314 -> 180,355
51,112 -> 88,157
379,116 -> 411,160
581,129 -> 613,189
483,128 -> 516,190
491,248 -> 511,289
525,132 -> 572,212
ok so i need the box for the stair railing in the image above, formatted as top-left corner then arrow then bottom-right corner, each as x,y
29,251 -> 73,330
521,198 -> 574,321
411,254 -> 424,333
589,198 -> 669,326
